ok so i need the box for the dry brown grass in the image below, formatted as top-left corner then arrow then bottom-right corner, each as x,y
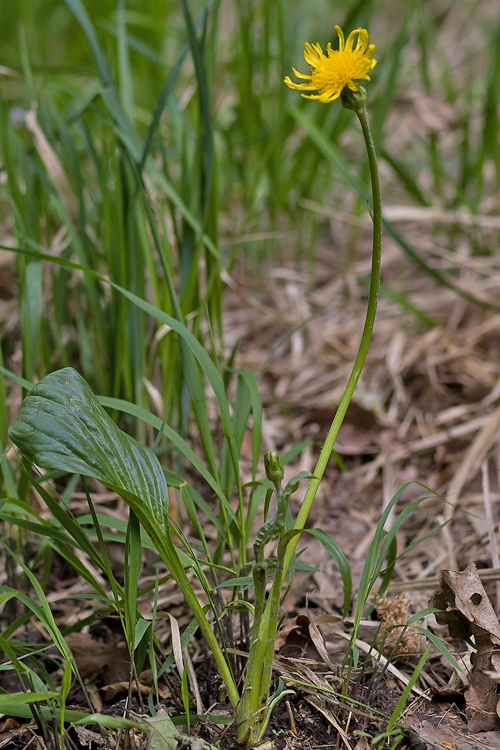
222,202 -> 500,616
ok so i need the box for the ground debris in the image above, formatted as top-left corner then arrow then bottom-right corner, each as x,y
430,562 -> 500,733
376,593 -> 421,656
406,713 -> 500,750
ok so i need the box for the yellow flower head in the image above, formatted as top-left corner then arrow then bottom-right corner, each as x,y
284,26 -> 377,103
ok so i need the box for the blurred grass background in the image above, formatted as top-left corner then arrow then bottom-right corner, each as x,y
0,0 -> 499,429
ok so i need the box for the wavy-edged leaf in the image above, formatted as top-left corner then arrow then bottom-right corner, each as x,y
8,367 -> 240,706
8,368 -> 170,540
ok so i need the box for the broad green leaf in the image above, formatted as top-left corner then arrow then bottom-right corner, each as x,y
8,367 -> 240,707
9,368 -> 170,539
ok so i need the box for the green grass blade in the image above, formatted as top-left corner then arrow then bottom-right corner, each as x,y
387,646 -> 431,731
415,627 -> 463,673
180,0 -> 213,210
124,510 -> 142,650
0,692 -> 59,709
0,511 -> 111,600
306,528 -> 352,617
0,550 -> 71,661
116,0 -> 135,121
353,484 -> 427,628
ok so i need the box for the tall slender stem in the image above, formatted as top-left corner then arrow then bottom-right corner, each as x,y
237,100 -> 382,748
282,103 -> 382,579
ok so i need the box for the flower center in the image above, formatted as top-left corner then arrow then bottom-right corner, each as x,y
312,51 -> 372,93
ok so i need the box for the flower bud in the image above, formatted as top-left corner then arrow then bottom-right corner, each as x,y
264,451 -> 284,485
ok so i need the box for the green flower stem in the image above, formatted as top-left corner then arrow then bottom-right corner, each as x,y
236,100 -> 381,748
282,102 -> 382,580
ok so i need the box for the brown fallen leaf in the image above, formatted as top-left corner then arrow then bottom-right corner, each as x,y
73,725 -> 104,749
274,615 -> 323,661
430,562 -> 500,732
0,718 -> 21,733
86,683 -> 102,713
354,736 -> 370,750
66,630 -> 130,684
406,714 -> 500,750
101,677 -> 170,702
